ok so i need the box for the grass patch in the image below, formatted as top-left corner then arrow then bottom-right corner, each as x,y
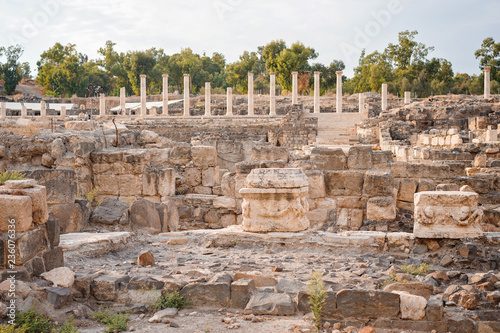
152,291 -> 189,311
0,171 -> 26,185
398,263 -> 431,276
8,310 -> 80,333
91,308 -> 128,333
77,187 -> 100,206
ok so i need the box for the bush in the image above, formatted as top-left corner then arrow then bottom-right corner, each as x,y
0,171 -> 26,185
91,308 -> 128,333
398,263 -> 431,276
153,291 -> 188,311
14,309 -> 53,333
308,271 -> 327,332
0,325 -> 28,333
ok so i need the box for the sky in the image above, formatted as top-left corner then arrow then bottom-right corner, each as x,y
0,0 -> 499,78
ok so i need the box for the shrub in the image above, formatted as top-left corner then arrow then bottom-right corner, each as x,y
153,291 -> 189,311
15,309 -> 53,333
308,271 -> 327,332
0,171 -> 26,185
91,308 -> 128,333
398,263 -> 431,276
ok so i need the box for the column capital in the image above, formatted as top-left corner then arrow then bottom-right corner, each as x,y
336,71 -> 343,75
248,72 -> 254,76
140,74 -> 146,78
314,71 -> 321,75
292,72 -> 298,75
484,66 -> 491,72
227,87 -> 232,92
162,74 -> 169,78
270,72 -> 275,75
183,73 -> 190,77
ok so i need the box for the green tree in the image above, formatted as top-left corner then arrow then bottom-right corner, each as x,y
97,40 -> 131,95
20,62 -> 31,79
275,42 -> 317,91
1,45 -> 24,95
385,30 -> 434,71
475,37 -> 500,82
310,60 -> 345,94
226,51 -> 264,93
259,39 -> 287,74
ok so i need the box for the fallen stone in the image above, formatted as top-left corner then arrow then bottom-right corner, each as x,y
91,275 -> 130,301
274,278 -> 305,295
41,267 -> 75,288
90,198 -> 129,225
0,280 -> 32,299
180,282 -> 230,307
129,199 -> 162,233
45,287 -> 72,309
336,289 -> 400,319
393,291 -> 427,321
234,272 -> 278,287
137,250 -> 155,266
244,292 -> 295,315
231,279 -> 256,309
149,308 -> 178,323
384,282 -> 434,300
426,295 -> 443,321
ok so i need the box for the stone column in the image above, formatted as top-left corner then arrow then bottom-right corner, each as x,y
205,82 -> 211,117
381,83 -> 388,111
292,72 -> 298,105
140,74 -> 147,116
484,66 -> 491,99
226,87 -> 233,116
162,74 -> 169,116
314,71 -> 320,113
0,102 -> 6,120
120,87 -> 126,115
248,72 -> 254,116
269,72 -> 276,116
336,71 -> 343,113
404,91 -> 411,104
40,101 -> 47,119
60,106 -> 66,118
99,93 -> 106,117
183,74 -> 190,117
358,93 -> 365,113
21,104 -> 27,118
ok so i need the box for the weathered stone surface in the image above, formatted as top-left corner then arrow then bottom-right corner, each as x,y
0,194 -> 32,233
15,227 -> 48,265
127,276 -> 165,291
337,208 -> 363,230
393,291 -> 427,321
73,273 -> 99,299
307,208 -> 330,230
169,145 -> 191,165
384,282 -> 434,300
231,278 -> 256,309
0,302 -> 6,318
91,275 -> 129,301
414,191 -> 483,238
363,171 -> 394,198
234,272 -> 278,287
348,146 -> 373,170
45,287 -> 72,309
46,219 -> 60,249
191,146 -> 217,167
306,171 -> 326,198
202,167 -> 219,187
49,203 -> 85,233
24,169 -> 77,205
310,148 -> 347,170
296,289 -> 336,316
158,168 -> 176,197
41,267 -> 75,288
244,292 -> 294,315
324,171 -> 365,196
137,250 -> 155,266
221,172 -> 236,197
447,315 -> 475,333
140,130 -> 160,144
397,179 -> 418,202
158,199 -> 179,232
336,289 -> 400,319
149,308 -> 178,323
4,179 -> 37,189
129,199 -> 162,233
180,282 -> 230,307
477,322 -> 500,333
43,247 -> 64,271
251,146 -> 289,163
0,280 -> 32,299
274,278 -> 304,295
425,295 -> 443,321
90,198 -> 129,225
213,196 -> 237,210
366,197 -> 396,221
240,169 -> 309,232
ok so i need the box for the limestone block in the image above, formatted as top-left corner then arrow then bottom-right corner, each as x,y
393,291 -> 427,321
213,196 -> 236,210
234,173 -> 247,199
140,130 -> 160,143
324,170 -> 365,196
244,292 -> 294,315
142,170 -> 157,196
180,282 -> 230,307
337,208 -> 363,230
362,170 -> 394,197
0,194 -> 32,233
240,168 -> 309,232
168,145 -> 191,165
94,174 -> 119,195
450,134 -> 462,146
117,174 -> 142,196
24,169 -> 77,205
307,208 -> 329,230
90,198 -> 129,225
129,199 -> 162,233
231,279 -> 256,309
202,166 -> 220,187
414,191 -> 483,238
221,172 -> 236,197
336,289 -> 400,319
306,170 -> 326,198
13,226 -> 49,265
49,203 -> 85,233
221,213 -> 237,227
309,148 -> 347,170
337,196 -> 362,209
158,168 -> 175,197
347,146 -> 373,170
367,197 -> 396,221
250,145 -> 289,163
184,168 -> 201,187
191,146 -> 217,167
18,185 -> 48,225
397,179 -> 418,202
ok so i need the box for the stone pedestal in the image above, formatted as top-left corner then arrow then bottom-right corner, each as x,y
484,66 -> 491,99
99,93 -> 106,117
336,71 -> 343,113
381,83 -> 388,111
239,168 -> 310,232
40,101 -> 47,119
414,191 -> 483,238
21,104 -> 27,118
140,74 -> 147,116
404,91 -> 411,104
183,74 -> 190,117
227,87 -> 233,116
292,72 -> 298,105
1,102 -> 6,120
248,73 -> 254,116
205,82 -> 211,117
486,129 -> 498,142
162,74 -> 169,116
358,93 -> 365,113
60,106 -> 66,118
269,72 -> 276,116
314,72 -> 320,114
120,87 -> 126,115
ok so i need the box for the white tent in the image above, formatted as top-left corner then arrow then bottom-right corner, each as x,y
109,99 -> 183,112
4,102 -> 76,111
